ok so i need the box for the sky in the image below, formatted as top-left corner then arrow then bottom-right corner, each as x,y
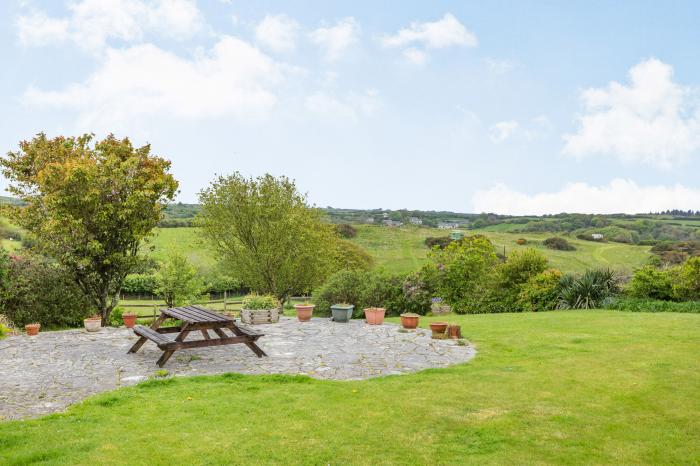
1,0 -> 700,215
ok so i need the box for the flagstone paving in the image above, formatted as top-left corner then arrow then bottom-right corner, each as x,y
0,317 -> 475,420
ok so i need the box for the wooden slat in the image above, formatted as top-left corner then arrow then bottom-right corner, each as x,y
162,307 -> 202,322
133,325 -> 172,347
188,305 -> 233,322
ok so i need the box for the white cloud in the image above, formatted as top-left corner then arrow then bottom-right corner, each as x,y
489,120 -> 519,143
255,14 -> 300,53
563,58 -> 700,168
309,17 -> 360,61
402,47 -> 428,65
16,0 -> 203,51
381,13 -> 476,64
304,89 -> 380,121
484,58 -> 516,75
473,179 -> 700,215
24,36 -> 284,128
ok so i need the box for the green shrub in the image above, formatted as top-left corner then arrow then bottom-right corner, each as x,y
424,236 -> 453,249
672,256 -> 700,301
428,235 -> 499,314
558,269 -> 620,309
604,297 -> 700,313
543,237 -> 576,251
335,223 -> 357,239
109,306 -> 125,327
517,269 -> 563,312
627,266 -> 674,300
241,294 -> 280,310
399,271 -> 433,315
313,270 -> 364,316
1,253 -> 94,327
490,249 -> 549,312
155,253 -> 206,308
122,273 -> 158,295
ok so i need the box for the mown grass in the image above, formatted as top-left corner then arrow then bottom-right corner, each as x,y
1,311 -> 699,465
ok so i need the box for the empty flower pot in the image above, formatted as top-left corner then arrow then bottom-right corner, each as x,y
25,323 -> 40,336
400,313 -> 419,329
364,307 -> 386,325
430,321 -> 449,338
294,304 -> 315,322
83,317 -> 102,332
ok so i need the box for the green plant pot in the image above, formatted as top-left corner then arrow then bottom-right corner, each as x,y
330,304 -> 354,323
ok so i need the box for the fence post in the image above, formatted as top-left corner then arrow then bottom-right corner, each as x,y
224,290 -> 227,312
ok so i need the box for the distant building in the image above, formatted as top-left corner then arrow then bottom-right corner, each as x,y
592,233 -> 604,240
408,217 -> 423,225
438,222 -> 459,229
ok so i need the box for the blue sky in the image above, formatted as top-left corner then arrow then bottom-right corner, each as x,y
1,0 -> 700,214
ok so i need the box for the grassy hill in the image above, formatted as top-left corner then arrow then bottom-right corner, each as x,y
144,225 -> 651,275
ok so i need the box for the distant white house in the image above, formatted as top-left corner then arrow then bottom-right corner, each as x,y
438,222 -> 459,229
408,217 -> 422,225
365,217 -> 374,224
592,233 -> 604,240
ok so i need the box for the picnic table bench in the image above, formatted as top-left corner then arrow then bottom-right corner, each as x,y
127,305 -> 267,367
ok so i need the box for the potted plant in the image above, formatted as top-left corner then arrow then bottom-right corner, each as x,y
363,307 -> 386,325
122,312 -> 138,329
84,315 -> 102,332
294,300 -> 315,322
241,294 -> 281,324
25,322 -> 40,336
430,297 -> 451,315
330,303 -> 354,323
400,313 -> 419,329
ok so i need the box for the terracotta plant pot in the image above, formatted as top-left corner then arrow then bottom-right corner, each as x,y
330,304 -> 354,323
400,313 -> 419,329
25,323 -> 40,336
364,307 -> 386,325
122,313 -> 137,329
430,321 -> 449,339
447,324 -> 462,339
83,317 -> 102,332
294,304 -> 315,322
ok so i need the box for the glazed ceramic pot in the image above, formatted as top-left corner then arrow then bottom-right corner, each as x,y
364,307 -> 386,325
330,304 -> 354,323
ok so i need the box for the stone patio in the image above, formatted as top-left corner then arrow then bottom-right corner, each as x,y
0,317 -> 475,420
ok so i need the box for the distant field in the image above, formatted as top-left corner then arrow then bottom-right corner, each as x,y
146,227 -> 215,270
350,225 -> 650,274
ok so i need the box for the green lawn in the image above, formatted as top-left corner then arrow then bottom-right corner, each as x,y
350,224 -> 650,274
2,311 -> 698,465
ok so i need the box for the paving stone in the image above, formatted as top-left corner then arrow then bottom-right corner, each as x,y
0,317 -> 474,420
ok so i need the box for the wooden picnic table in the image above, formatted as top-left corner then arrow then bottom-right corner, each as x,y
127,305 -> 266,367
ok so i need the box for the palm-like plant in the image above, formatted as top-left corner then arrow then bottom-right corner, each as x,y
558,269 -> 620,309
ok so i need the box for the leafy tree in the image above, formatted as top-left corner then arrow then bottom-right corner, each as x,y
198,173 -> 337,304
627,266 -> 674,300
1,134 -> 178,324
427,235 -> 499,313
154,253 -> 205,308
672,257 -> 700,301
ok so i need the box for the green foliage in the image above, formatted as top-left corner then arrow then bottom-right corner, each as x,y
558,269 -> 620,309
424,236 -> 453,249
427,235 -> 499,313
627,266 -> 674,300
313,270 -> 364,316
489,249 -> 549,312
0,253 -> 94,327
198,173 -> 337,303
122,273 -> 158,295
650,241 -> 700,265
334,223 -> 357,238
154,253 -> 205,308
109,306 -> 125,327
0,133 -> 178,324
672,256 -> 700,301
604,297 -> 700,313
241,294 -> 280,310
333,239 -> 374,271
517,269 -> 563,312
543,237 -> 576,251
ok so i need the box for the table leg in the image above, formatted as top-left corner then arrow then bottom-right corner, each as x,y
200,329 -> 211,340
128,311 -> 167,354
228,324 -> 267,358
156,350 -> 175,367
